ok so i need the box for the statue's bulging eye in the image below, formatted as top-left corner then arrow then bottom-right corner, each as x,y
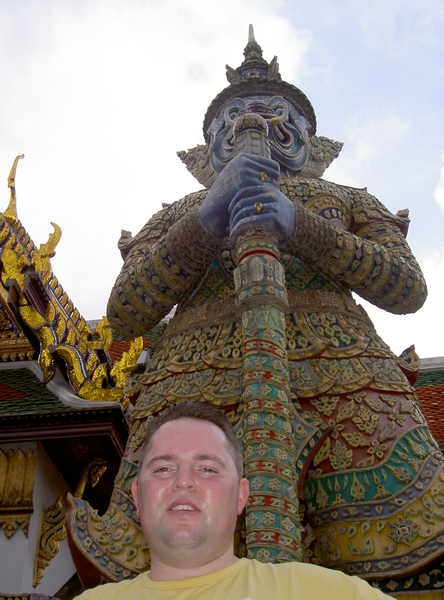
223,102 -> 244,126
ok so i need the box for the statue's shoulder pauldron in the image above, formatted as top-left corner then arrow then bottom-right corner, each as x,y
281,177 -> 352,229
138,189 -> 207,236
281,178 -> 409,237
280,177 -> 350,203
122,189 -> 209,255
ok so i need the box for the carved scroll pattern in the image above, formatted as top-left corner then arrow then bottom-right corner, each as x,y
0,448 -> 37,538
33,494 -> 67,587
32,458 -> 107,586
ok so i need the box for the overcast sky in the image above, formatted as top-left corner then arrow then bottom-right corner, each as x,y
1,0 -> 443,360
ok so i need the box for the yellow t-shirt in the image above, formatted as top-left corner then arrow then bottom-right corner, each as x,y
76,558 -> 391,600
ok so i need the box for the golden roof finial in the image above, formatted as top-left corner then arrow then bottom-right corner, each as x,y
5,154 -> 24,223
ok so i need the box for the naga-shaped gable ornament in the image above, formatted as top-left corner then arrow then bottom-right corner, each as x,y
0,155 -> 142,406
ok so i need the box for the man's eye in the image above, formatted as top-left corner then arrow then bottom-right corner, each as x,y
154,467 -> 172,473
200,466 -> 218,474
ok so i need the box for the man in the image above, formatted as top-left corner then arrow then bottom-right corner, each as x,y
76,401 -> 391,599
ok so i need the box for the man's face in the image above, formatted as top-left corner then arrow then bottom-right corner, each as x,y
132,418 -> 249,569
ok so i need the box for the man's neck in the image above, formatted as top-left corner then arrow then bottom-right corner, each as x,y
148,548 -> 240,581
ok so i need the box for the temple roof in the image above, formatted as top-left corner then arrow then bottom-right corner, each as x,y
0,367 -> 65,414
414,362 -> 444,445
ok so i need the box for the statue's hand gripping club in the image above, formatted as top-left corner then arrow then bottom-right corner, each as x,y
228,113 -> 297,246
198,113 -> 297,244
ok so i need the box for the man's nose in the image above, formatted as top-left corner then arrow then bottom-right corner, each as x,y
172,465 -> 196,489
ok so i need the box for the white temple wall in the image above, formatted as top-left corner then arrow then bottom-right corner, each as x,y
0,441 -> 76,596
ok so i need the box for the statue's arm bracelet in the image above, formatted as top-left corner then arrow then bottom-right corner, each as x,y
107,209 -> 219,335
286,205 -> 427,315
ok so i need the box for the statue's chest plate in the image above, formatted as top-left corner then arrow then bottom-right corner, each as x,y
302,193 -> 352,231
280,178 -> 353,231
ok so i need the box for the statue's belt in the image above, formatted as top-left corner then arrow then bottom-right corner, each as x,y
166,289 -> 369,335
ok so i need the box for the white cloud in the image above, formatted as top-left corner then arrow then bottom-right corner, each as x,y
345,0 -> 444,57
433,152 -> 444,211
324,112 -> 410,188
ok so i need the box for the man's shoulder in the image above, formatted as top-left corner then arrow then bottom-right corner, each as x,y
74,573 -> 147,600
246,558 -> 340,576
244,560 -> 389,599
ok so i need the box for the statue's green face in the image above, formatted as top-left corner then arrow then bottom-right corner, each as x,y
207,95 -> 310,177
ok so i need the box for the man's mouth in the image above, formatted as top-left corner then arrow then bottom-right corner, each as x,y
171,504 -> 195,511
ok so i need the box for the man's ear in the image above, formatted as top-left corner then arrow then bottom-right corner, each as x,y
237,478 -> 250,515
131,478 -> 140,515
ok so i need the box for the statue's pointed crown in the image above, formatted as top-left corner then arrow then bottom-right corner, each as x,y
203,25 -> 317,140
